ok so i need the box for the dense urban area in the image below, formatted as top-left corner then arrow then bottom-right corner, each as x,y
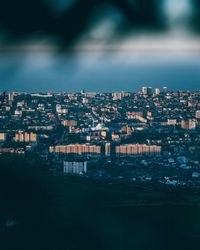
0,87 -> 200,187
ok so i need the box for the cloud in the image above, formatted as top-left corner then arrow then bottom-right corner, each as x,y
0,0 -> 162,50
1,0 -> 200,92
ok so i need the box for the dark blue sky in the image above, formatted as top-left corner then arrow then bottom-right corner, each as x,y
0,0 -> 200,92
0,51 -> 200,92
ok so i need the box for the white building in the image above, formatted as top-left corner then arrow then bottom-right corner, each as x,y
63,161 -> 87,175
105,143 -> 111,157
112,92 -> 122,100
154,88 -> 160,96
91,123 -> 109,132
141,87 -> 147,95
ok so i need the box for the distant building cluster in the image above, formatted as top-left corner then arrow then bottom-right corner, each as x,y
49,144 -> 101,155
49,143 -> 161,157
0,88 -> 200,180
115,144 -> 161,156
14,131 -> 37,143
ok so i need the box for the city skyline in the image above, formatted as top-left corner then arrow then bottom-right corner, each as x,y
1,86 -> 199,94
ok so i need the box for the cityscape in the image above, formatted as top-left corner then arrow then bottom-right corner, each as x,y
2,0 -> 200,249
1,87 -> 200,187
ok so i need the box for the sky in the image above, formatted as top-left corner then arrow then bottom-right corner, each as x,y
0,0 -> 200,92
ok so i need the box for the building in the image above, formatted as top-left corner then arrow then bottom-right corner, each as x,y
121,126 -> 132,135
196,110 -> 200,119
111,133 -> 120,142
82,98 -> 89,104
56,104 -> 62,113
63,161 -> 87,175
167,119 -> 177,126
112,92 -> 122,100
115,144 -> 161,156
8,92 -> 14,105
141,87 -> 152,96
62,120 -> 77,127
14,131 -> 37,142
154,88 -> 160,96
126,111 -> 143,119
147,87 -> 153,96
56,104 -> 68,114
49,144 -> 101,155
105,143 -> 111,157
86,92 -> 97,98
0,132 -> 6,141
141,87 -> 148,95
181,119 -> 196,130
163,86 -> 168,93
0,148 -> 24,154
30,132 -> 37,142
28,126 -> 54,131
91,123 -> 109,131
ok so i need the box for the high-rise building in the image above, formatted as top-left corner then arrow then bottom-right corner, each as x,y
141,87 -> 153,96
14,131 -> 37,142
141,87 -> 148,95
163,86 -> 168,93
154,88 -> 160,96
147,87 -> 153,96
105,143 -> 111,157
8,92 -> 14,105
